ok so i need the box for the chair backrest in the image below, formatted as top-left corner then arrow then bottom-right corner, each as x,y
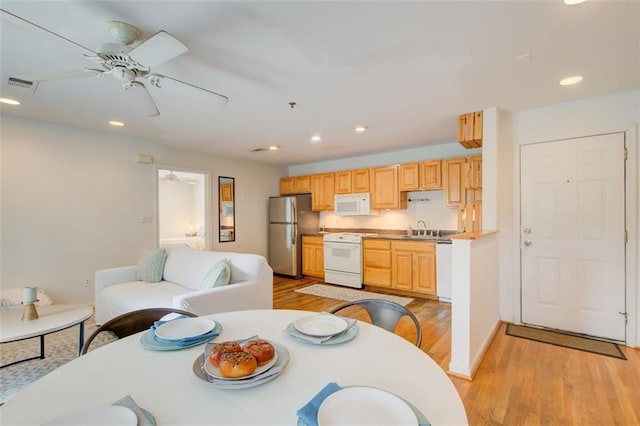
81,308 -> 197,355
330,299 -> 422,347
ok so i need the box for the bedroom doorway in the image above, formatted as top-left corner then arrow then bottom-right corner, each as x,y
157,168 -> 211,250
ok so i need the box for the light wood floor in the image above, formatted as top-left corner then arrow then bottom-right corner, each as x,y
274,275 -> 640,425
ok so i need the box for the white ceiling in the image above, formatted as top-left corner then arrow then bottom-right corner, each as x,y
1,1 -> 638,166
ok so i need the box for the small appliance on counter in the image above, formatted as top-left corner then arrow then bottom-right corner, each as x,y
268,194 -> 319,278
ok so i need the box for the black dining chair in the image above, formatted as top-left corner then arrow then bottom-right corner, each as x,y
81,308 -> 197,355
330,299 -> 423,347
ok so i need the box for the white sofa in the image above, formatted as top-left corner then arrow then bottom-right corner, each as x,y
94,247 -> 273,325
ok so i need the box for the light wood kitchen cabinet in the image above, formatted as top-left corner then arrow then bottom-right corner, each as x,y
334,171 -> 352,194
311,173 -> 335,211
280,177 -> 295,195
280,175 -> 312,195
391,241 -> 436,296
457,110 -> 483,149
420,160 -> 442,189
370,166 -> 407,209
443,157 -> 466,207
467,155 -> 482,189
351,168 -> 370,193
302,235 -> 324,278
363,239 -> 392,287
399,163 -> 420,191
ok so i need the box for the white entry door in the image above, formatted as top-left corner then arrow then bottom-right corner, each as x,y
520,133 -> 626,341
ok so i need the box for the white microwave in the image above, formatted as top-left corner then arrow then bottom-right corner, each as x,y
334,193 -> 371,216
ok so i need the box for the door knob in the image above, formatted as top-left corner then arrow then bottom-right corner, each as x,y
524,239 -> 532,246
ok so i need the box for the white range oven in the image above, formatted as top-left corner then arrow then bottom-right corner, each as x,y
323,232 -> 376,288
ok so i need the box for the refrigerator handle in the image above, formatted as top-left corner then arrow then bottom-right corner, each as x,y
292,224 -> 297,245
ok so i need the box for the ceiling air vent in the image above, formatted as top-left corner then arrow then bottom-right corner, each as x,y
5,76 -> 38,93
250,147 -> 267,152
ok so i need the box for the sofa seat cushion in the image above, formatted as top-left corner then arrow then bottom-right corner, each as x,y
101,281 -> 190,316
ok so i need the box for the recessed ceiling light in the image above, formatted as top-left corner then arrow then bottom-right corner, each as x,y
564,0 -> 586,5
269,145 -> 279,151
355,125 -> 368,133
311,135 -> 322,142
109,120 -> 125,127
0,97 -> 20,105
559,75 -> 583,86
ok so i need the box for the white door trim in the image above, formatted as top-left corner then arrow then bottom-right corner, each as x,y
512,128 -> 638,347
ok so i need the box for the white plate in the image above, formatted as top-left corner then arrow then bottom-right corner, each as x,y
154,317 -> 216,341
318,387 -> 418,426
293,314 -> 348,337
204,346 -> 278,380
43,406 -> 137,425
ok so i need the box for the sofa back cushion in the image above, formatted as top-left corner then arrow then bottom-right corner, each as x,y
163,247 -> 228,290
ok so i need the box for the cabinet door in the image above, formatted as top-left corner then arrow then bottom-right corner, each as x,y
391,249 -> 413,291
413,247 -> 436,295
295,175 -> 312,193
311,173 -> 335,211
351,169 -> 370,193
220,183 -> 233,201
370,166 -> 406,209
443,158 -> 466,207
467,156 -> 482,189
302,236 -> 324,278
399,163 -> 420,191
334,171 -> 352,194
420,160 -> 442,189
280,177 -> 294,195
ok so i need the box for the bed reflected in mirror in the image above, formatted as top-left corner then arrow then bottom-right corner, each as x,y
219,176 -> 235,242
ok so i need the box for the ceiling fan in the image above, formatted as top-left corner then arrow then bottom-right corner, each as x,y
161,171 -> 198,186
0,9 -> 228,117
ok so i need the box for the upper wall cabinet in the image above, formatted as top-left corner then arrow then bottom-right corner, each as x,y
457,111 -> 483,149
443,157 -> 466,207
334,171 -> 352,194
311,173 -> 335,211
280,176 -> 311,195
399,161 -> 442,191
370,165 -> 407,209
420,160 -> 442,189
351,168 -> 370,193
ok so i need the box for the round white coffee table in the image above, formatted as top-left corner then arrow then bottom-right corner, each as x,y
0,304 -> 93,368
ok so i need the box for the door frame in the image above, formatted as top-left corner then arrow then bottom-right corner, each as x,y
513,128 -> 638,347
155,165 -> 213,250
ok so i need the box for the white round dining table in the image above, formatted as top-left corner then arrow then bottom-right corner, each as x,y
0,309 -> 468,425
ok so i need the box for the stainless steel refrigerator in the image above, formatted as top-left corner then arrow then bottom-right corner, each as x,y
268,194 -> 319,278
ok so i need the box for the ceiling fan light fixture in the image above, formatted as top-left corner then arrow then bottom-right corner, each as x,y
105,21 -> 141,46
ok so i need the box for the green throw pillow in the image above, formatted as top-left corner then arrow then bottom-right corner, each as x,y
136,248 -> 167,283
200,258 -> 231,289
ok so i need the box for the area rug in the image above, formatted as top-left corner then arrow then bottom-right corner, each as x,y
0,321 -> 117,403
295,284 -> 414,306
505,324 -> 626,360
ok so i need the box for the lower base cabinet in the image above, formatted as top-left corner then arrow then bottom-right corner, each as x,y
363,239 -> 437,297
302,235 -> 324,278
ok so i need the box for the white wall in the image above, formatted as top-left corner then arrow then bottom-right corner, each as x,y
158,179 -> 200,237
501,90 -> 639,346
0,115 -> 284,304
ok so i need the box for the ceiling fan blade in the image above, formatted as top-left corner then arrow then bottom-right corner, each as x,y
0,8 -> 96,56
123,81 -> 160,117
13,69 -> 102,82
128,31 -> 188,68
148,74 -> 228,107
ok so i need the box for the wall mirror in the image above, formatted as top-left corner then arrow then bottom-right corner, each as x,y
218,176 -> 235,242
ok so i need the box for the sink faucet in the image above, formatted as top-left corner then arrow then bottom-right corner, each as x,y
417,220 -> 427,235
